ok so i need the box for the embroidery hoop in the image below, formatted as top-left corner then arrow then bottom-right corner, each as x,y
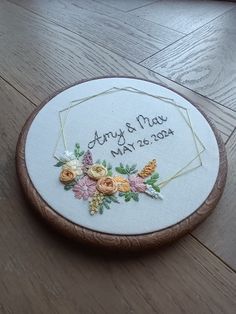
16,77 -> 227,251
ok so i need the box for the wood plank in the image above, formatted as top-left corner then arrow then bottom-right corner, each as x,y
132,0 -> 235,34
0,78 -> 235,313
96,0 -> 156,12
141,8 -> 236,110
192,129 -> 236,270
1,1 -> 235,143
62,0 -> 184,49
7,0 -> 164,63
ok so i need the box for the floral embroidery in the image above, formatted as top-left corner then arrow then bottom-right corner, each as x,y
138,159 -> 157,178
73,176 -> 97,200
114,176 -> 131,192
54,143 -> 162,215
87,164 -> 108,180
60,169 -> 77,184
128,175 -> 147,193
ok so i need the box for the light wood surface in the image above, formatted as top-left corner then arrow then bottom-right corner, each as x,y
131,0 -> 235,33
8,0 -> 182,63
193,129 -> 236,269
141,8 -> 236,110
1,0 -> 236,312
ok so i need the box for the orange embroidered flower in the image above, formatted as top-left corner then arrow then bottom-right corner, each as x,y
60,169 -> 76,184
97,177 -> 117,195
114,176 -> 130,192
138,159 -> 157,178
87,164 -> 108,180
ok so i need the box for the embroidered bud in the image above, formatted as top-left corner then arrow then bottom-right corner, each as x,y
138,159 -> 157,178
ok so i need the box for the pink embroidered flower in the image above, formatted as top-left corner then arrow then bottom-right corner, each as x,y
129,175 -> 147,193
73,176 -> 96,200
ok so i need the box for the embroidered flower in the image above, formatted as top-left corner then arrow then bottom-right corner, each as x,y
114,176 -> 131,192
73,176 -> 97,200
129,175 -> 147,193
63,159 -> 83,176
59,150 -> 76,162
82,150 -> 93,173
60,169 -> 76,184
87,164 -> 108,180
97,177 -> 117,195
145,184 -> 163,200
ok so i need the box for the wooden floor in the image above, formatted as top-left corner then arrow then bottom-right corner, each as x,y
1,0 -> 236,313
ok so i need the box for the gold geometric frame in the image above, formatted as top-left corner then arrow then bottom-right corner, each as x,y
53,86 -> 206,189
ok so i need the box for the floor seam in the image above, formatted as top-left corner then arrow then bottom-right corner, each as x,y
7,0 -> 160,64
139,5 -> 236,63
0,74 -> 37,107
225,127 -> 236,145
190,234 -> 236,273
139,64 -> 236,113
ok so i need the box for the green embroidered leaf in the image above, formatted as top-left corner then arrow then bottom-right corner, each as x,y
119,192 -> 125,197
115,167 -> 127,174
130,164 -> 137,171
120,162 -> 124,168
107,163 -> 112,170
104,198 -> 112,204
102,160 -> 107,167
125,193 -> 132,202
54,161 -> 65,167
109,195 -> 119,203
151,173 -> 159,180
103,202 -> 110,209
132,193 -> 139,202
152,184 -> 160,192
78,151 -> 84,157
107,170 -> 113,176
99,204 -> 104,214
64,184 -> 74,191
96,159 -> 101,164
75,143 -> 80,149
130,169 -> 138,174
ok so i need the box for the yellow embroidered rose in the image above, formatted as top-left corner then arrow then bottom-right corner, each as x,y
59,169 -> 76,184
96,177 -> 117,195
87,164 -> 108,180
114,176 -> 131,192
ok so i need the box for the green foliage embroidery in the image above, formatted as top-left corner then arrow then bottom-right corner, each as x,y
119,191 -> 139,202
99,195 -> 119,214
145,172 -> 160,192
74,143 -> 84,159
115,163 -> 138,175
64,181 -> 76,191
54,161 -> 65,167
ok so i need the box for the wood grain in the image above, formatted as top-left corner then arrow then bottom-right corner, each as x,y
7,0 -> 163,63
132,0 -> 235,33
141,8 -> 236,110
60,0 -> 184,48
193,129 -> 236,270
96,0 -> 156,12
15,77 -> 227,251
0,0 -> 235,310
0,76 -> 235,311
0,1 -> 235,143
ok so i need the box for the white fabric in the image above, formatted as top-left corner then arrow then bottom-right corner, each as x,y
25,78 -> 219,235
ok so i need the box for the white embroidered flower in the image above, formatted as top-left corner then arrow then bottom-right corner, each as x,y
59,150 -> 76,162
145,184 -> 163,200
62,159 -> 83,176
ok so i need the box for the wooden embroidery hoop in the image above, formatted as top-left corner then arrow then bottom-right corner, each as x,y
16,77 -> 227,251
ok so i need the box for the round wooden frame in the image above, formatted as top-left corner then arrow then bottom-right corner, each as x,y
16,77 -> 227,251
